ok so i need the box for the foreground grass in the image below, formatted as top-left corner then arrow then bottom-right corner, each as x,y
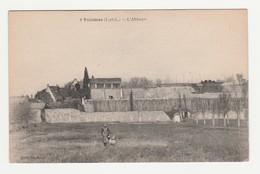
9,120 -> 248,163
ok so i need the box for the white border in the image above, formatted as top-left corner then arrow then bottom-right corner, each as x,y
1,0 -> 260,174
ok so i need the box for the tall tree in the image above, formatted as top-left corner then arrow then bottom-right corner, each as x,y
126,77 -> 154,88
219,93 -> 231,127
217,97 -> 221,119
200,100 -> 207,125
129,90 -> 134,111
233,98 -> 241,128
178,93 -> 182,111
242,81 -> 248,108
236,73 -> 243,85
194,98 -> 199,125
212,99 -> 216,126
82,67 -> 91,99
183,94 -> 187,110
242,81 -> 248,125
155,79 -> 162,86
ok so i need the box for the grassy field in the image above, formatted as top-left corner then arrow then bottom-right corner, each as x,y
9,119 -> 249,163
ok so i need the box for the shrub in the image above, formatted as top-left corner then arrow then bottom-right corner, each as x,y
10,101 -> 32,124
48,101 -> 63,109
48,99 -> 82,110
63,99 -> 81,109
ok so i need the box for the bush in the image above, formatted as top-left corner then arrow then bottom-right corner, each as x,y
48,101 -> 63,109
10,101 -> 32,124
63,99 -> 81,109
48,99 -> 82,110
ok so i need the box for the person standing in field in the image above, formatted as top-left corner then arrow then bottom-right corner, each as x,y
101,123 -> 110,146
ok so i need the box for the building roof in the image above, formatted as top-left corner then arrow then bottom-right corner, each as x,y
200,80 -> 223,85
89,78 -> 122,84
48,86 -> 63,101
71,78 -> 79,85
157,83 -> 197,87
49,86 -> 74,100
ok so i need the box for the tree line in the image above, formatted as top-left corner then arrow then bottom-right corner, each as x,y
175,92 -> 248,127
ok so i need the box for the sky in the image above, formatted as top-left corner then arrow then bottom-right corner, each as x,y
9,10 -> 248,96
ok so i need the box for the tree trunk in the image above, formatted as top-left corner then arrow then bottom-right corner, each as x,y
244,108 -> 248,127
226,113 -> 230,126
217,114 -> 220,125
203,113 -> 206,125
224,115 -> 226,127
237,113 -> 241,128
212,114 -> 215,126
196,119 -> 198,125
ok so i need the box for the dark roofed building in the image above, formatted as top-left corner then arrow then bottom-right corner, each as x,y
34,67 -> 123,103
35,85 -> 72,104
35,88 -> 54,104
48,85 -> 63,101
191,80 -> 223,93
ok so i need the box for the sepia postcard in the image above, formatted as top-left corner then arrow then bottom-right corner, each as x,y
9,10 -> 248,163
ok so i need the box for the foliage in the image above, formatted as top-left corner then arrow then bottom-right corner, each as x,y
10,101 -> 32,124
64,81 -> 73,89
219,93 -> 231,117
225,75 -> 235,83
241,81 -> 248,108
218,93 -> 231,126
124,77 -> 154,88
233,98 -> 242,127
155,79 -> 162,85
129,90 -> 134,111
178,93 -> 182,110
47,101 -> 63,109
48,99 -> 82,109
233,98 -> 242,115
82,67 -> 91,99
183,94 -> 187,109
236,73 -> 243,85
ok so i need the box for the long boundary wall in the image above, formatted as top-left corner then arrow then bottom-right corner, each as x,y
44,109 -> 247,123
83,98 -> 246,113
45,109 -> 171,123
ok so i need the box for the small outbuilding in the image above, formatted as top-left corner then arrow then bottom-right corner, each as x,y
173,113 -> 181,123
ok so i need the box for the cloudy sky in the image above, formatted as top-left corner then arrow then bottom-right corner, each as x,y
9,10 -> 247,96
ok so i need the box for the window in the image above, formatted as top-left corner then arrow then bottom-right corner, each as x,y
113,84 -> 120,88
97,84 -> 104,88
105,84 -> 111,88
90,83 -> 96,88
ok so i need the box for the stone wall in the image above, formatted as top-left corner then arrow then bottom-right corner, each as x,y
29,109 -> 42,123
132,86 -> 195,99
83,99 -> 180,112
44,109 -> 171,123
90,86 -> 197,100
91,88 -> 122,99
43,109 -> 247,123
90,86 -> 245,100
